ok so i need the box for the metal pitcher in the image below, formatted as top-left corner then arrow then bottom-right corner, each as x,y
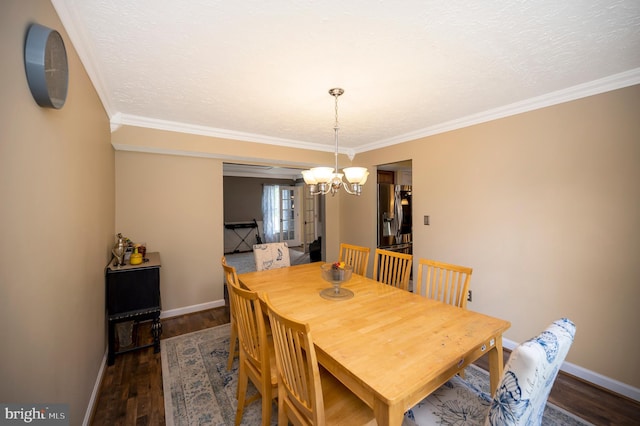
112,233 -> 126,266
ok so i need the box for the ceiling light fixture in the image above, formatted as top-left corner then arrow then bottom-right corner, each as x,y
302,88 -> 369,196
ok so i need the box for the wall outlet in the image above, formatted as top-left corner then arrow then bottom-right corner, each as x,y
467,290 -> 472,302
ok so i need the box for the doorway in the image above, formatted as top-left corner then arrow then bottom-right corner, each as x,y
222,163 -> 322,253
376,160 -> 412,251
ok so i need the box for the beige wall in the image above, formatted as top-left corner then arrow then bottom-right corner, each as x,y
111,128 -> 345,312
112,86 -> 639,393
354,85 -> 640,389
0,1 -> 113,424
115,151 -> 223,310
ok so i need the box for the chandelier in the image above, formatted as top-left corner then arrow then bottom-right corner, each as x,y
302,88 -> 369,196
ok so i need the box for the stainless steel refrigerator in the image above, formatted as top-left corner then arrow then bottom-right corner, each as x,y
377,184 -> 412,251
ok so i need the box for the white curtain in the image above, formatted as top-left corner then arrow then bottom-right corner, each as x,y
262,185 -> 281,242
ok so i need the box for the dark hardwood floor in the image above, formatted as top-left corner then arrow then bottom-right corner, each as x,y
90,307 -> 640,425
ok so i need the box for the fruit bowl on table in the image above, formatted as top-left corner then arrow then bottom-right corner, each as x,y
320,262 -> 354,300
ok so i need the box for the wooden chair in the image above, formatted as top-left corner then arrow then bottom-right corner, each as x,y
264,295 -> 376,426
415,258 -> 473,309
406,319 -> 576,426
338,243 -> 370,276
225,264 -> 277,426
373,248 -> 413,291
221,256 -> 238,370
253,242 -> 290,271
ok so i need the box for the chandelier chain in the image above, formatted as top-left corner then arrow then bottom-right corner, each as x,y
334,91 -> 340,130
333,90 -> 340,172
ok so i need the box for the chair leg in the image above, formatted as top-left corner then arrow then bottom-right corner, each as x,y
260,392 -> 272,426
235,360 -> 248,426
227,321 -> 238,371
277,386 -> 288,426
259,377 -> 273,426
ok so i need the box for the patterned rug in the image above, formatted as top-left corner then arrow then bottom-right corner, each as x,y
162,324 -> 592,426
162,323 -> 276,425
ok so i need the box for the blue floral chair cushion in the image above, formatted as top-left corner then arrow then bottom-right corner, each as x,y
253,242 -> 290,271
405,318 -> 576,426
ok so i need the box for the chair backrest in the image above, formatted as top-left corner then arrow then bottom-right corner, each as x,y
265,295 -> 325,426
487,318 -> 576,426
221,256 -> 239,370
225,262 -> 271,381
415,258 -> 473,309
221,255 -> 236,303
221,255 -> 233,279
253,242 -> 291,271
373,248 -> 413,291
338,243 -> 371,276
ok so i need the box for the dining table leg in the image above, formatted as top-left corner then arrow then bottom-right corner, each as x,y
373,397 -> 404,426
488,334 -> 505,397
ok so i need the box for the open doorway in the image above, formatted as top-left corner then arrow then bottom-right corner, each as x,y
222,163 -> 323,257
376,160 -> 412,253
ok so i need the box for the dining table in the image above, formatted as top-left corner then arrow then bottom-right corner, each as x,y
238,262 -> 511,426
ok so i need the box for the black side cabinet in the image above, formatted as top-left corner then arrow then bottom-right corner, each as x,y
105,252 -> 162,365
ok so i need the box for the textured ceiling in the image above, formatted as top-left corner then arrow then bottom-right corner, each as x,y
52,0 -> 640,155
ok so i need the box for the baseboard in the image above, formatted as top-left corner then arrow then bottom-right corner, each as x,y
160,299 -> 226,319
82,350 -> 107,426
503,337 -> 639,402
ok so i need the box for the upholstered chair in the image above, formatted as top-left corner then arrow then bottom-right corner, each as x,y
253,242 -> 290,271
405,318 -> 576,426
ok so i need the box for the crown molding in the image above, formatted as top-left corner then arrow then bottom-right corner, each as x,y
222,170 -> 301,180
111,143 -> 319,170
112,69 -> 638,158
111,113 -> 360,155
355,68 -> 640,154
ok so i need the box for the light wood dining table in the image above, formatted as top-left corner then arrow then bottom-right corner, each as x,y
238,263 -> 510,426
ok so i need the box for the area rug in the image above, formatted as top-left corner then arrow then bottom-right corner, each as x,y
162,323 -> 277,425
162,324 -> 592,426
